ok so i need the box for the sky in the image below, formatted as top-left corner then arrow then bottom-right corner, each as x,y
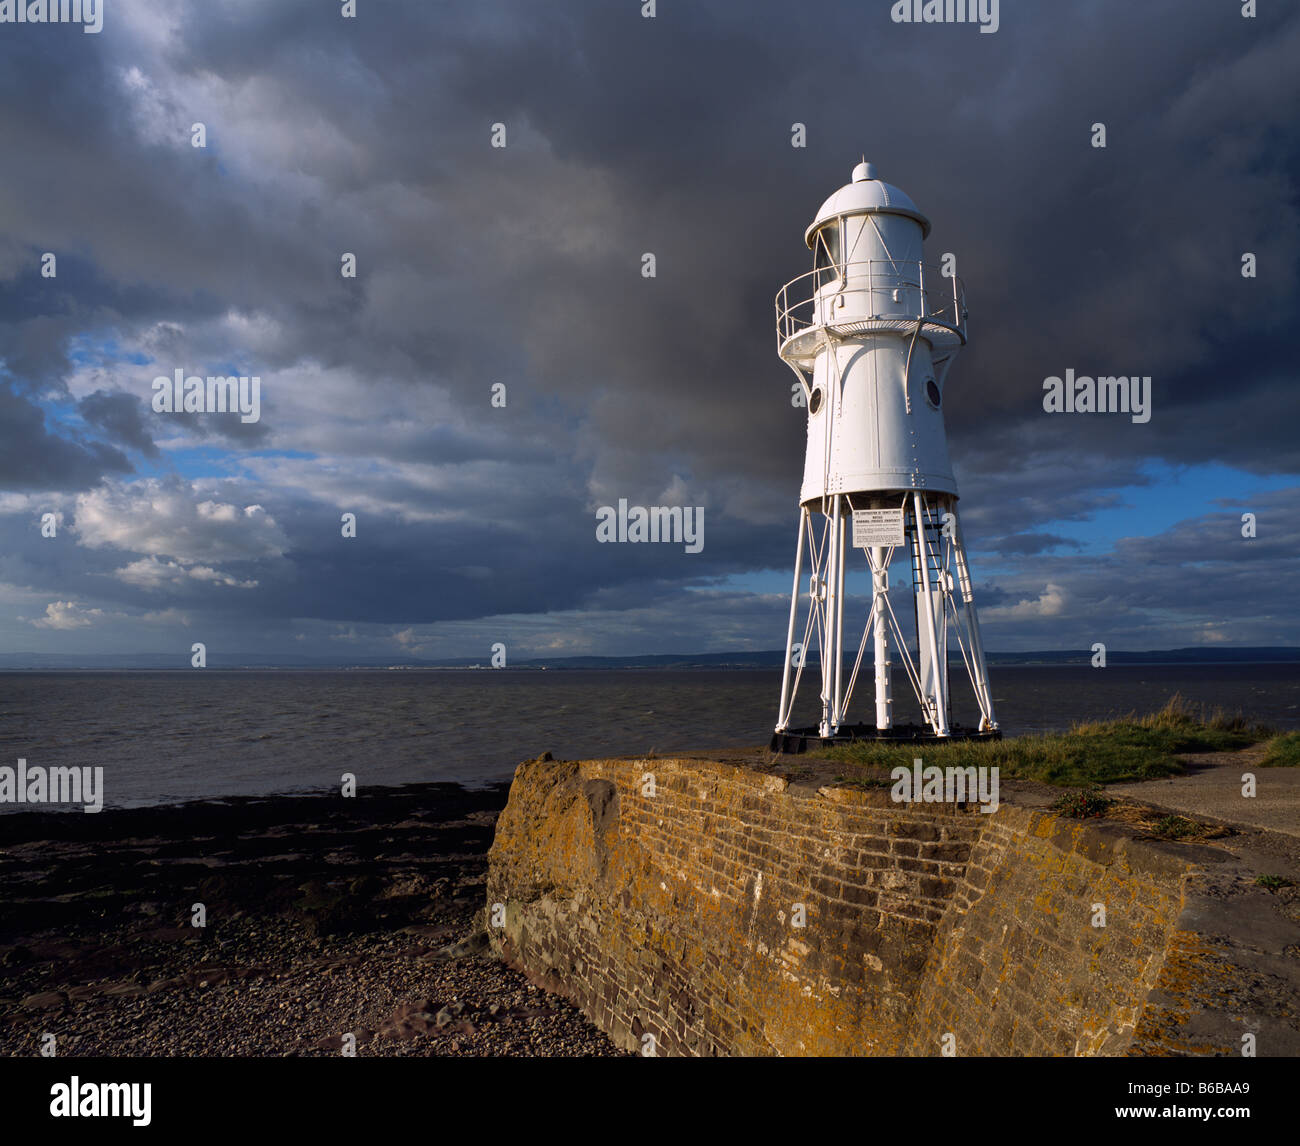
0,0 -> 1297,662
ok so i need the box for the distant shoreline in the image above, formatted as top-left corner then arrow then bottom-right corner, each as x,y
2,658 -> 1299,673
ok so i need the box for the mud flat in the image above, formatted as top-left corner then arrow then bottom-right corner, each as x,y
0,783 -> 623,1057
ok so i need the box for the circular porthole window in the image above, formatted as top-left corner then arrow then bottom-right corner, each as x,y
925,379 -> 942,408
809,387 -> 824,415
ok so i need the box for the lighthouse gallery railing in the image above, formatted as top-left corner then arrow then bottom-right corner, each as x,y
774,259 -> 967,351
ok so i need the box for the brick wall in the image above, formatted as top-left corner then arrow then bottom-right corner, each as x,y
486,756 -> 1195,1057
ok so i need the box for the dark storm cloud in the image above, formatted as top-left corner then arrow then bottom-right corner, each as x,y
77,389 -> 159,458
0,314 -> 77,395
986,532 -> 1083,557
0,0 -> 1296,652
0,383 -> 131,489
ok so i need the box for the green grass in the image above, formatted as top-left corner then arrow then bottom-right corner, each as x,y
1052,787 -> 1113,819
812,695 -> 1270,788
1255,874 -> 1294,891
1151,815 -> 1200,839
831,774 -> 892,790
1259,731 -> 1300,768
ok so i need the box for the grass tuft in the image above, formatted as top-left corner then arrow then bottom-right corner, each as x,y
1151,815 -> 1200,839
1259,731 -> 1300,768
1052,787 -> 1113,819
1255,874 -> 1294,891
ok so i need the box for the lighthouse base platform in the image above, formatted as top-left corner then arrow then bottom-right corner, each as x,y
770,723 -> 1002,754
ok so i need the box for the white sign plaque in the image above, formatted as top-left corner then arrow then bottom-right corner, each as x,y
852,508 -> 905,548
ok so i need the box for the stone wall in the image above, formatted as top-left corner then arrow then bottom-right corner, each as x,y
485,756 -> 1221,1057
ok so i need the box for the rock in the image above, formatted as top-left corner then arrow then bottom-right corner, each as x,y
388,998 -> 439,1022
190,968 -> 230,987
27,940 -> 84,961
102,982 -> 147,999
138,927 -> 191,942
309,1029 -> 374,1053
507,1005 -> 556,1020
146,976 -> 187,994
379,1012 -> 441,1040
434,931 -> 489,960
401,923 -> 457,942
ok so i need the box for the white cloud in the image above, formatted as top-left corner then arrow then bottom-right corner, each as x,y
116,556 -> 258,591
31,601 -> 104,630
983,583 -> 1067,621
73,478 -> 289,565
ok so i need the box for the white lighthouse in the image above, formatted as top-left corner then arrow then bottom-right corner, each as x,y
772,161 -> 999,748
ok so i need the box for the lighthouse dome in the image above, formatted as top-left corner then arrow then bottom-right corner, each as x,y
805,162 -> 931,245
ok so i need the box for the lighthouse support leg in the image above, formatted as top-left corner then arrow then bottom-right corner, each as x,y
820,496 -> 843,738
951,512 -> 999,732
775,506 -> 808,733
912,492 -> 950,736
833,499 -> 847,730
870,546 -> 892,730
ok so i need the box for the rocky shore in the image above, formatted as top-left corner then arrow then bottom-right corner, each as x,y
0,783 -> 625,1057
